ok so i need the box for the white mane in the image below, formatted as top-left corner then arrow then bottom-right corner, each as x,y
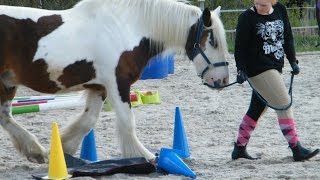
210,9 -> 229,58
73,0 -> 201,49
73,0 -> 227,55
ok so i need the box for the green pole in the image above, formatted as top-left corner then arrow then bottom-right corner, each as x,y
12,105 -> 40,115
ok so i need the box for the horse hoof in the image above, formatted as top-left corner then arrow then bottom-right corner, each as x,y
146,153 -> 156,161
27,154 -> 46,164
148,157 -> 157,165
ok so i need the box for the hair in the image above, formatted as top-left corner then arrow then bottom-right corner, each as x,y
254,0 -> 277,5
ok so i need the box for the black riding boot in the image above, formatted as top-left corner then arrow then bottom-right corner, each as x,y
290,141 -> 320,161
231,143 -> 258,160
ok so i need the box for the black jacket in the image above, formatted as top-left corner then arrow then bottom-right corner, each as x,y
234,3 -> 296,77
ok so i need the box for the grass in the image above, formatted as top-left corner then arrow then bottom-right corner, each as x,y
226,33 -> 320,53
294,34 -> 320,52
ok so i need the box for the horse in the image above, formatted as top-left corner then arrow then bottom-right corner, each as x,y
0,0 -> 230,163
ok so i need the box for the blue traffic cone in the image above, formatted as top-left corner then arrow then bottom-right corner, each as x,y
80,129 -> 98,162
157,148 -> 196,179
173,107 -> 190,158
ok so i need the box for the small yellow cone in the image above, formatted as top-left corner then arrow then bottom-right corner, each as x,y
43,122 -> 71,180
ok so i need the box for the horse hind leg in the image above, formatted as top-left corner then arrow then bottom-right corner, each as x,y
60,89 -> 105,155
0,82 -> 47,163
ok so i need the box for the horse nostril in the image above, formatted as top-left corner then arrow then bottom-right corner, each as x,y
223,77 -> 228,84
214,79 -> 222,87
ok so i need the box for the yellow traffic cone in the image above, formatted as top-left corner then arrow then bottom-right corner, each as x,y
43,122 -> 71,180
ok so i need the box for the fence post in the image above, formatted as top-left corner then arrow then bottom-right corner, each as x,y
199,0 -> 205,11
317,0 -> 320,36
38,0 -> 43,8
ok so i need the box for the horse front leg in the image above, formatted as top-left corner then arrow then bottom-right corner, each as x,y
0,87 -> 47,163
110,84 -> 155,160
60,89 -> 105,155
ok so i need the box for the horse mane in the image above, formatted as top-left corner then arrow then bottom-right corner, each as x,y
73,0 -> 202,49
73,0 -> 228,56
209,9 -> 229,58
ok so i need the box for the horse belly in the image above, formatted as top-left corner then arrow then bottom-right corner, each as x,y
18,58 -> 99,94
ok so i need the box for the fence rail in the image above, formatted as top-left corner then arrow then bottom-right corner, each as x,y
226,25 -> 318,33
221,6 -> 316,13
221,6 -> 319,37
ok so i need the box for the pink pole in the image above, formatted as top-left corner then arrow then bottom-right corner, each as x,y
12,100 -> 48,107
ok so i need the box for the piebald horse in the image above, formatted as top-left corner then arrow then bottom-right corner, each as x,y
0,0 -> 229,163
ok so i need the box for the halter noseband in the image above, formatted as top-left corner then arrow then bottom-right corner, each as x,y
190,17 -> 229,80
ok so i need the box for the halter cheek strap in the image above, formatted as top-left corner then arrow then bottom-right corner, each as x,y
190,18 -> 204,60
190,17 -> 229,79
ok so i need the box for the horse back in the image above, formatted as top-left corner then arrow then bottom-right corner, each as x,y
0,10 -> 64,93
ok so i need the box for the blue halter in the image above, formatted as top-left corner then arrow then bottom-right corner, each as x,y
190,17 -> 229,80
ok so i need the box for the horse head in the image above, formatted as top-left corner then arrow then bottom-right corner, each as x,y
185,7 -> 229,89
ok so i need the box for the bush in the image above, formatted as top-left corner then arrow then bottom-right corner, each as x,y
0,0 -> 79,9
1,0 -> 319,52
227,32 -> 320,53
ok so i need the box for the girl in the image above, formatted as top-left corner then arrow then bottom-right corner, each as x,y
233,0 -> 319,161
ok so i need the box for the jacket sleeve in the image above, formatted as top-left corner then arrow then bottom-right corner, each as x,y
279,3 -> 297,63
234,12 -> 251,71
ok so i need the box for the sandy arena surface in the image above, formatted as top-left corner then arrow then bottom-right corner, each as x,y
1,52 -> 320,179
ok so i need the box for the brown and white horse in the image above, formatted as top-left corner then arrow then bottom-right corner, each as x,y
0,0 -> 229,163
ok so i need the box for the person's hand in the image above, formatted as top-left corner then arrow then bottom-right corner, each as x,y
290,60 -> 300,75
237,70 -> 247,84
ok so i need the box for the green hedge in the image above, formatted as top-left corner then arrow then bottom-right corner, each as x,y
1,0 -> 319,52
192,0 -> 317,29
0,0 -> 79,9
191,0 -> 319,52
227,33 -> 320,53
1,0 -> 315,27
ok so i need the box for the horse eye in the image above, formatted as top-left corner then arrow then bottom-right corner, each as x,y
208,30 -> 217,48
209,40 -> 215,47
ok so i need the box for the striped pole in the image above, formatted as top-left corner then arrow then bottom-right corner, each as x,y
13,96 -> 82,103
14,98 -> 55,103
13,95 -> 56,101
13,92 -> 83,101
12,96 -> 83,107
12,99 -> 85,115
13,100 -> 48,107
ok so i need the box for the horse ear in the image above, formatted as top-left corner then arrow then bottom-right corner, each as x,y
213,6 -> 221,17
202,8 -> 211,27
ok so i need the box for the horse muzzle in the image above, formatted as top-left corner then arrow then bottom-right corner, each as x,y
203,75 -> 230,90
